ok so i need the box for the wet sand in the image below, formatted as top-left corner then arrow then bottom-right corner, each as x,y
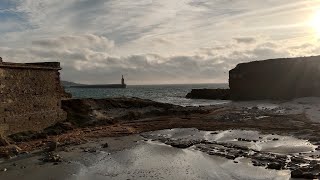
2,97 -> 320,179
2,128 -> 319,180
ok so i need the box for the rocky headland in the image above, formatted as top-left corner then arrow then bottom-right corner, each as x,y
187,55 -> 320,101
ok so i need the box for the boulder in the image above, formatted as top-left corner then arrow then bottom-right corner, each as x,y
46,141 -> 59,152
186,89 -> 230,100
0,136 -> 10,146
101,142 -> 109,148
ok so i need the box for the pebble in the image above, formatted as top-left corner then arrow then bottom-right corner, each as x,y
101,142 -> 109,148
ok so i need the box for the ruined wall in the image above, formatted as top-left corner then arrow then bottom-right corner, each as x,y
229,56 -> 320,100
0,62 -> 67,135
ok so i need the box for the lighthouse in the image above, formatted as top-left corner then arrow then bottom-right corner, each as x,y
121,75 -> 125,85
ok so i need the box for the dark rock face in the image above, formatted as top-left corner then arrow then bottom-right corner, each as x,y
186,89 -> 230,100
291,164 -> 320,179
229,56 -> 320,100
0,136 -> 10,146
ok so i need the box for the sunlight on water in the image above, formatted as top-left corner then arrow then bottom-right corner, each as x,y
75,140 -> 290,180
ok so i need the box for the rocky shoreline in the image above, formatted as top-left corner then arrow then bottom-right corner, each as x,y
1,97 -> 320,179
142,128 -> 319,179
186,89 -> 230,100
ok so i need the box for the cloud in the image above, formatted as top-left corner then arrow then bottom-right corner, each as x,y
2,34 -> 320,84
32,34 -> 114,51
234,37 -> 256,44
1,0 -> 320,84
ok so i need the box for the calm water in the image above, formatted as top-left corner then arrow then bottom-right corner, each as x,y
65,83 -> 230,106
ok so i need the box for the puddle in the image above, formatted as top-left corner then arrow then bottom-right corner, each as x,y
73,128 -> 319,179
75,138 -> 290,180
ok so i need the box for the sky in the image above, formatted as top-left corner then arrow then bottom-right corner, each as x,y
1,0 -> 320,84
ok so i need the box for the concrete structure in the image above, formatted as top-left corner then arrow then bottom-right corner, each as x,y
70,75 -> 127,88
121,75 -> 125,86
0,59 -> 67,136
229,56 -> 320,100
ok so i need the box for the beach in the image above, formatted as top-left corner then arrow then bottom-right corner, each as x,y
1,97 -> 320,179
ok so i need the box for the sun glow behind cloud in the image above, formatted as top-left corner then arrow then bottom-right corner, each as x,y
309,9 -> 320,37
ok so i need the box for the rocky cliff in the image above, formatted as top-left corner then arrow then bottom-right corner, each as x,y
229,56 -> 320,100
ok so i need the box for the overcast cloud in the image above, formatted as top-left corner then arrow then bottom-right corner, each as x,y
1,0 -> 320,84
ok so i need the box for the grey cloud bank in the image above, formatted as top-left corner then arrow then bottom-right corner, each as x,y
1,0 -> 320,84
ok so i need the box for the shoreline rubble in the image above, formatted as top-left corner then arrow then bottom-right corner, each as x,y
1,97 -> 320,179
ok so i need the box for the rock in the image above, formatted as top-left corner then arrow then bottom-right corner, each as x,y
267,162 -> 282,170
169,142 -> 193,149
82,148 -> 97,153
291,168 -> 317,179
41,152 -> 63,163
166,139 -> 201,149
46,141 -> 58,152
291,164 -> 320,179
59,122 -> 74,131
252,160 -> 265,167
101,142 -> 109,148
2,168 -> 7,172
291,169 -> 304,178
4,145 -> 22,157
124,111 -> 142,120
237,138 -> 251,142
88,148 -> 97,153
224,154 -> 236,160
310,160 -> 318,165
291,157 -> 309,164
0,136 -> 10,146
186,89 -> 230,100
252,106 -> 258,110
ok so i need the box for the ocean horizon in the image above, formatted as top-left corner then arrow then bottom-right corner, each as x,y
65,83 -> 230,106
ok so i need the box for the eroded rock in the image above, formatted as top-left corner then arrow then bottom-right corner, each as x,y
41,152 -> 63,163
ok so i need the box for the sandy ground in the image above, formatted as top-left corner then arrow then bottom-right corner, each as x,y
0,129 -> 304,180
2,97 -> 320,179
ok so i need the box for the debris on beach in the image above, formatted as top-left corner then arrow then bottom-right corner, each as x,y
40,152 -> 63,164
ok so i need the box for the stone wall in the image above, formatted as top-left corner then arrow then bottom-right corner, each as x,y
0,61 -> 67,136
229,56 -> 320,100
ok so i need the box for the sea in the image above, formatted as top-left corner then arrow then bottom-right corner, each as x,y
65,83 -> 230,107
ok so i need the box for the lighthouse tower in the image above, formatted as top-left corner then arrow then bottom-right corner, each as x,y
121,75 -> 125,85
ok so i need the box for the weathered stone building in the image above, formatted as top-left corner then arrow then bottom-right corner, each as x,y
229,56 -> 320,100
0,60 -> 67,136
